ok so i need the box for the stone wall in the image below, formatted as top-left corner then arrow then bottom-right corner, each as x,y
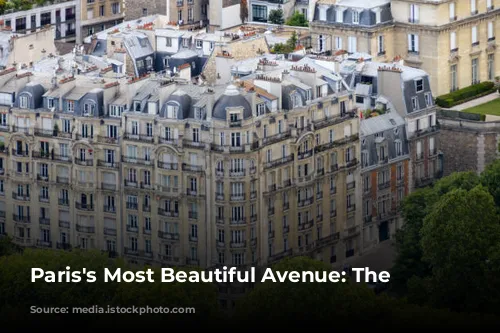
438,111 -> 500,176
124,0 -> 167,21
201,35 -> 270,84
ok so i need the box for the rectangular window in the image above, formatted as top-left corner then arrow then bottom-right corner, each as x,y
471,26 -> 478,44
408,34 -> 419,53
472,58 -> 479,84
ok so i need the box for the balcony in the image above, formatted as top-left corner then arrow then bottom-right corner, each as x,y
229,169 -> 245,177
123,133 -> 154,143
76,224 -> 95,233
316,191 -> 323,200
216,216 -> 225,224
58,220 -> 70,228
283,179 -> 292,188
378,181 -> 391,191
298,149 -> 313,160
74,158 -> 93,166
101,182 -> 116,191
230,241 -> 246,248
121,156 -> 153,166
283,225 -> 290,234
364,215 -> 373,224
37,174 -> 50,182
262,130 -> 291,146
96,136 -> 118,144
103,205 -> 116,213
230,218 -> 246,225
186,189 -> 198,197
283,201 -> 290,211
158,231 -> 180,240
298,220 -> 314,231
250,191 -> 257,199
126,202 -> 138,210
188,211 -> 198,219
159,137 -> 179,145
230,194 -> 245,202
315,232 -> 340,248
216,192 -> 224,201
12,126 -> 30,135
124,180 -> 138,188
429,148 -> 438,157
34,128 -> 56,138
39,217 -> 50,225
268,230 -> 275,239
298,197 -> 314,207
57,176 -> 69,184
97,160 -> 120,169
347,204 -> 356,213
268,207 -> 275,215
126,225 -> 138,233
12,192 -> 30,201
229,120 -> 242,127
13,214 -> 30,223
157,161 -> 178,170
182,140 -> 205,150
143,205 -> 151,212
182,163 -> 203,172
229,145 -> 245,153
158,209 -> 179,217
345,158 -> 358,169
36,240 -> 52,248
58,198 -> 70,207
268,249 -> 293,264
264,154 -> 294,170
75,202 -> 94,211
32,151 -> 51,160
315,134 -> 359,154
379,156 -> 389,165
330,164 -> 339,173
11,149 -> 29,157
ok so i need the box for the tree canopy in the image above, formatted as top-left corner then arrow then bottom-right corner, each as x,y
285,11 -> 308,27
392,162 -> 500,314
271,31 -> 298,54
268,9 -> 284,25
233,256 -> 500,328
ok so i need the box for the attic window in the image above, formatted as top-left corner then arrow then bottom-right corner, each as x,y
182,38 -> 190,48
195,107 -> 205,120
196,40 -> 202,48
257,103 -> 265,116
166,104 -> 179,118
134,101 -> 141,112
19,95 -> 29,109
415,78 -> 424,92
83,103 -> 95,116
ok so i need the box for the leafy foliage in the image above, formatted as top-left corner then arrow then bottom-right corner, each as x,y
233,257 -> 500,328
285,11 -> 308,27
271,31 -> 298,54
268,9 -> 284,25
393,167 -> 500,314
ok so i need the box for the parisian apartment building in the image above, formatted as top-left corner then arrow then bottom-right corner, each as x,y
0,0 -> 124,44
310,0 -> 500,96
0,56 -> 363,269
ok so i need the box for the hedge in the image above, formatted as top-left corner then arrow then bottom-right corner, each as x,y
435,81 -> 496,108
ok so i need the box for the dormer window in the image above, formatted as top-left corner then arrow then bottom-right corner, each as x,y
146,57 -> 153,68
47,98 -> 54,109
83,103 -> 95,116
166,104 -> 178,118
411,97 -> 419,110
19,95 -> 29,109
395,140 -> 402,156
110,105 -> 123,117
66,100 -> 75,112
379,146 -> 386,161
424,93 -> 432,107
194,107 -> 205,120
257,103 -> 265,116
352,11 -> 360,25
415,78 -> 424,92
134,101 -> 141,112
292,94 -> 302,108
182,38 -> 190,48
195,40 -> 202,48
209,42 -> 215,51
361,150 -> 368,167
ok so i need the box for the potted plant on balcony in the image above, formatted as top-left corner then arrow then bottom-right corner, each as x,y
53,123 -> 59,137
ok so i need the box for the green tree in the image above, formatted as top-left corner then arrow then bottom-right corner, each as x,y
233,256 -> 500,329
271,31 -> 298,54
0,236 -> 21,256
285,11 -> 308,27
268,9 -> 284,25
480,159 -> 500,208
391,171 -> 481,293
420,185 -> 500,313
